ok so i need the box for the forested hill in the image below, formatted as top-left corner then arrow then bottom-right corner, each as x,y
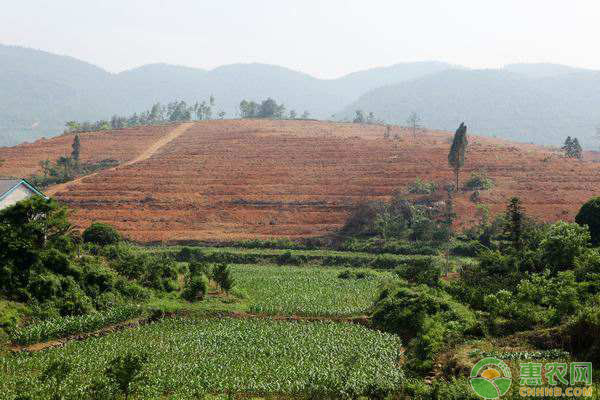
0,44 -> 452,146
338,68 -> 600,147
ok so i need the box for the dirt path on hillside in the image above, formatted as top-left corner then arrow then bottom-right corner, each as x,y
45,122 -> 194,196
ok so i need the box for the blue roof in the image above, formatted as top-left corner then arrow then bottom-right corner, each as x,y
0,179 -> 48,202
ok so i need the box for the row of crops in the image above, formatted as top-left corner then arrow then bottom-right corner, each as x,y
233,264 -> 394,316
10,305 -> 144,346
1,317 -> 404,399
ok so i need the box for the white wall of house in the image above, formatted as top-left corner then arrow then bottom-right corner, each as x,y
0,184 -> 36,210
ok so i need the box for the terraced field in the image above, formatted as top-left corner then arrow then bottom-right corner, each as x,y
0,124 -> 177,178
4,119 -> 600,241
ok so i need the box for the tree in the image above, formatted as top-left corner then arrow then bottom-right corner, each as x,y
504,197 -> 524,252
289,110 -> 297,119
64,121 -> 80,133
71,134 -> 81,162
576,197 -> 600,245
353,110 -> 365,123
406,112 -> 422,138
447,122 -> 468,190
572,138 -> 583,159
56,156 -> 73,178
562,136 -> 583,159
540,221 -> 590,271
258,98 -> 279,118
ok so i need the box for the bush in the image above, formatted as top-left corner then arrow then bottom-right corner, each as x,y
576,197 -> 600,245
182,274 -> 209,301
176,247 -> 205,262
463,170 -> 493,191
276,251 -> 307,266
337,269 -> 377,280
82,223 -> 122,246
372,283 -> 478,373
408,178 -> 438,194
567,303 -> 600,364
395,257 -> 442,286
212,263 -> 235,292
371,254 -> 400,269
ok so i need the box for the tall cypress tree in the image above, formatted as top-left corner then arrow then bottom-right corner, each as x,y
448,122 -> 468,190
71,134 -> 80,162
572,138 -> 583,159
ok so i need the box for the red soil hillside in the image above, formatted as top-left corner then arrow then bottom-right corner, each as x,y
3,119 -> 600,242
0,124 -> 177,178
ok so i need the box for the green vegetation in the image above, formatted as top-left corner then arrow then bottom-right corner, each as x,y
448,122 -> 468,190
235,265 -> 390,316
562,136 -> 583,159
463,169 -> 494,191
407,178 -> 438,194
64,97 -> 222,135
0,318 -> 403,399
10,305 -> 143,345
576,196 -> 600,245
4,187 -> 600,398
83,222 -> 122,246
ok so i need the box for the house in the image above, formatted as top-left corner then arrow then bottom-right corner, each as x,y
0,179 -> 48,210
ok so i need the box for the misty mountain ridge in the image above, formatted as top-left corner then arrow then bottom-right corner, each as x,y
1,43 -> 600,147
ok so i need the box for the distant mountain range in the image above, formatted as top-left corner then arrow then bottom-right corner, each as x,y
2,43 -> 600,147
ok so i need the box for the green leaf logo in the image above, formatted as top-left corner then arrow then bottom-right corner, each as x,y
470,357 -> 512,399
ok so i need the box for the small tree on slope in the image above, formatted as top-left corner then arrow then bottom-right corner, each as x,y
448,122 -> 468,190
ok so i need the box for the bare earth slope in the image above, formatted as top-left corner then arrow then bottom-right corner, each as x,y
0,124 -> 177,178
3,120 -> 600,242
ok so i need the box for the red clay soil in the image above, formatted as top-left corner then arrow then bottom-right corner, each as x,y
0,124 -> 177,178
3,119 -> 600,242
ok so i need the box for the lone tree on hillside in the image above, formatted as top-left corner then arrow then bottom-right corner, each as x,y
406,112 -> 422,138
448,122 -> 468,190
71,134 -> 80,162
562,136 -> 583,159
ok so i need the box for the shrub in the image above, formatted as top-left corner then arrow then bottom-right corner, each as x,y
212,263 -> 235,292
188,260 -> 212,277
176,247 -> 205,262
82,223 -> 122,246
576,197 -> 600,245
371,254 -> 400,269
341,201 -> 385,235
567,303 -> 600,365
182,274 -> 209,301
463,170 -> 493,191
276,251 -> 307,266
396,257 -> 442,286
408,178 -> 438,194
337,269 -> 377,280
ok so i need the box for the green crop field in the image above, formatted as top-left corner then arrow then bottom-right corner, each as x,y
1,318 -> 403,399
231,264 -> 394,317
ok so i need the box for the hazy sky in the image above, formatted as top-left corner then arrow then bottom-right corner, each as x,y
2,0 -> 599,78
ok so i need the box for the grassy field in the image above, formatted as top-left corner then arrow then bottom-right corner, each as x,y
1,317 -> 403,399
